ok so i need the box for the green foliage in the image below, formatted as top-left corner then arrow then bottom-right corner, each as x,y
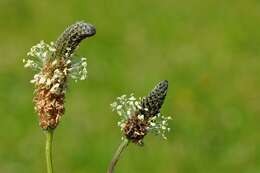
0,0 -> 260,173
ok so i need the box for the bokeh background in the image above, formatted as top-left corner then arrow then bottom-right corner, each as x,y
0,0 -> 260,172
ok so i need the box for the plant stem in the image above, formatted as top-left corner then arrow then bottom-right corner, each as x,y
107,138 -> 130,173
45,129 -> 54,173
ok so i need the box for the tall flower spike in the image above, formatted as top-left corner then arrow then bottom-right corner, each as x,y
24,21 -> 96,130
24,21 -> 95,173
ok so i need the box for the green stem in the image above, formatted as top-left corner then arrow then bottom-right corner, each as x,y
45,129 -> 54,173
107,138 -> 130,173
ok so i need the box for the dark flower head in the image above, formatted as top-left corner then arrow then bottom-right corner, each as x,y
54,22 -> 96,59
140,80 -> 168,117
111,81 -> 171,145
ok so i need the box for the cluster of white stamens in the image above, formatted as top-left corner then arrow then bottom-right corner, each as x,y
111,94 -> 172,139
23,40 -> 89,89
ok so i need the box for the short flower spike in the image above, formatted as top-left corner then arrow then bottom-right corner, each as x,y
111,80 -> 171,145
139,80 -> 168,117
108,80 -> 171,173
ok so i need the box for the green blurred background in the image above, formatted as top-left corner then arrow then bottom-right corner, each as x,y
0,0 -> 260,172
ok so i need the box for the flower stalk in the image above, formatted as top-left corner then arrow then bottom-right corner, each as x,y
107,138 -> 129,173
45,129 -> 54,173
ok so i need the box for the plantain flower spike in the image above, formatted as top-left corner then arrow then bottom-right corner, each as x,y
23,21 -> 96,130
111,80 -> 171,145
54,22 -> 96,59
139,80 -> 168,117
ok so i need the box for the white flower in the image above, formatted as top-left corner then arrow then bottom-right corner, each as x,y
161,126 -> 166,130
150,122 -> 156,127
52,60 -> 58,66
135,101 -> 142,109
52,69 -> 64,82
116,105 -> 122,110
50,83 -> 61,94
30,74 -> 41,83
111,94 -> 141,120
68,57 -> 88,81
111,93 -> 172,140
66,59 -> 71,65
137,115 -> 144,120
46,78 -> 52,86
25,41 -> 56,63
129,96 -> 136,101
147,114 -> 172,139
39,76 -> 46,84
24,59 -> 33,68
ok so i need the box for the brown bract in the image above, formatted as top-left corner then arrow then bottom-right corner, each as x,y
123,113 -> 149,145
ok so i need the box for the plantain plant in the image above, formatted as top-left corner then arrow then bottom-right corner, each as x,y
108,80 -> 172,173
23,21 -> 96,173
23,21 -> 171,173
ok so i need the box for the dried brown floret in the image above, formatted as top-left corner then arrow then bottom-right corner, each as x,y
33,60 -> 67,129
123,113 -> 149,145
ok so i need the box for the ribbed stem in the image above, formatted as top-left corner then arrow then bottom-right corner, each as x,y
45,129 -> 54,173
107,138 -> 130,173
